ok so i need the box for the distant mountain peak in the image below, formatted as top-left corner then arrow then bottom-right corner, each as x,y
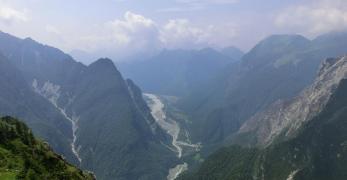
89,58 -> 116,69
220,46 -> 244,61
23,37 -> 35,42
257,34 -> 310,49
242,34 -> 311,68
87,58 -> 125,82
198,47 -> 217,53
265,34 -> 308,41
95,57 -> 114,64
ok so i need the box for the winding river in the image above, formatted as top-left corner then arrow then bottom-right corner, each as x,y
144,93 -> 200,180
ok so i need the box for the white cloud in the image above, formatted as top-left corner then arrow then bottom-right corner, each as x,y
74,12 -> 238,55
275,0 -> 347,36
66,12 -> 238,61
160,19 -> 238,49
0,6 -> 28,24
69,11 -> 163,61
160,19 -> 206,48
106,11 -> 161,49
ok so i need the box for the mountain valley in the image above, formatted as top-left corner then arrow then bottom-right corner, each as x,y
1,28 -> 347,180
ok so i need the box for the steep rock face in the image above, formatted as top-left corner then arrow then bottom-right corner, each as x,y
126,79 -> 161,133
181,65 -> 347,180
238,56 -> 347,146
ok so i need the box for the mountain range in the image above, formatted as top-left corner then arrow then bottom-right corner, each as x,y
2,28 -> 347,180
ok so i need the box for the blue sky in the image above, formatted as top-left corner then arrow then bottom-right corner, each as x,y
1,0 -> 347,63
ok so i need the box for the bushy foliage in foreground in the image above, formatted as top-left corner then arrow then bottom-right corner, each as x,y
0,116 -> 95,180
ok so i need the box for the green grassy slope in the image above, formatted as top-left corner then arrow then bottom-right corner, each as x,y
0,116 -> 94,180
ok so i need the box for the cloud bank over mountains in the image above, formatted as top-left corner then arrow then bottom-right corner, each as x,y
275,0 -> 347,37
67,11 -> 239,62
1,0 -> 347,63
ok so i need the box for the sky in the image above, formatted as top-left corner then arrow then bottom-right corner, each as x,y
0,0 -> 347,63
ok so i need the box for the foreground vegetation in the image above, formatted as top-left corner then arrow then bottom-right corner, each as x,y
0,116 -> 95,180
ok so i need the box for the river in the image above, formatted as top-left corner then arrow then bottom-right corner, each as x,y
144,93 -> 200,180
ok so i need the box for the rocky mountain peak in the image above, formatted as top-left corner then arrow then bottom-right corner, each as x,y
87,58 -> 122,77
89,58 -> 115,68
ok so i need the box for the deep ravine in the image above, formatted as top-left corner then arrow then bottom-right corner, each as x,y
144,93 -> 200,180
57,107 -> 82,164
32,79 -> 82,164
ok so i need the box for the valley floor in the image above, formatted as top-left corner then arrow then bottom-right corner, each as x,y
144,93 -> 200,180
